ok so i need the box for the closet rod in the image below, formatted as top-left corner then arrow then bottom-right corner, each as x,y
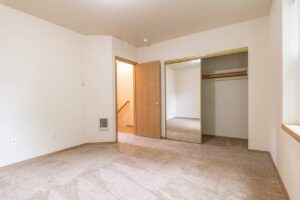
202,71 -> 248,80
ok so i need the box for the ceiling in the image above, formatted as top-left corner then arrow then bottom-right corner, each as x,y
0,0 -> 273,47
167,59 -> 201,71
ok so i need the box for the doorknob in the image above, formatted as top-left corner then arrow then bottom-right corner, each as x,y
155,102 -> 159,105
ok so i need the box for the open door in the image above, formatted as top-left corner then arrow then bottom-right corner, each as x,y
135,61 -> 161,139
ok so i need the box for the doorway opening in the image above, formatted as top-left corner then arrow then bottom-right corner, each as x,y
115,58 -> 136,139
115,57 -> 162,142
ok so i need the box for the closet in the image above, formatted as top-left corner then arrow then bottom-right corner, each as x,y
201,51 -> 248,140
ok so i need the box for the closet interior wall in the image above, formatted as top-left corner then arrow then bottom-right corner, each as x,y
201,52 -> 248,139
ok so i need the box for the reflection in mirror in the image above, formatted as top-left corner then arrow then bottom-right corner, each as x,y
166,59 -> 201,143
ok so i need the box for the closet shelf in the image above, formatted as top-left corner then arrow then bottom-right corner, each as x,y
202,70 -> 248,79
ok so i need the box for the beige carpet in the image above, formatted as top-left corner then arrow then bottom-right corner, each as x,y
167,117 -> 201,143
0,134 -> 287,200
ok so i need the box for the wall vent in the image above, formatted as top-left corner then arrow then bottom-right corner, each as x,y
99,118 -> 108,131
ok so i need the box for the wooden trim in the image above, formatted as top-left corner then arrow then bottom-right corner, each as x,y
115,58 -> 118,143
281,124 -> 300,143
201,47 -> 248,59
164,47 -> 248,65
117,101 -> 130,113
115,56 -> 138,65
248,149 -> 269,154
133,63 -> 137,136
86,142 -> 117,145
202,71 -> 248,79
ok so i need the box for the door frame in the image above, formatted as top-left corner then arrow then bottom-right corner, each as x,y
115,56 -> 138,142
163,47 -> 249,143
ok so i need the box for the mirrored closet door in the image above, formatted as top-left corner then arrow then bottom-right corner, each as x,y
165,59 -> 202,143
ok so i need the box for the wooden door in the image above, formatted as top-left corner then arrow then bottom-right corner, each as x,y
135,61 -> 161,139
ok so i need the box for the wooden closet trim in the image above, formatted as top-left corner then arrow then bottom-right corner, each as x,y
164,47 -> 248,65
202,71 -> 248,79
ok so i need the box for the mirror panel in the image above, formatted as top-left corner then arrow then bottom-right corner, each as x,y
165,59 -> 201,143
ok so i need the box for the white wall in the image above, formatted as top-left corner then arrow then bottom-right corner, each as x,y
138,18 -> 269,150
0,4 -> 139,166
269,0 -> 300,199
166,68 -> 177,119
0,5 -> 84,167
175,68 -> 201,118
215,78 -> 248,139
83,36 -> 114,143
117,61 -> 134,128
83,37 -> 137,143
202,78 -> 248,139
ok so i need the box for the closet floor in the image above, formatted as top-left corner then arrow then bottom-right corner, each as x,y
202,135 -> 248,149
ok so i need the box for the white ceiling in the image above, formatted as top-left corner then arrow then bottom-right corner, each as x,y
0,0 -> 272,47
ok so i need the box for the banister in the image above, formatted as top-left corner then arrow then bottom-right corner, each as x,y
117,101 -> 130,113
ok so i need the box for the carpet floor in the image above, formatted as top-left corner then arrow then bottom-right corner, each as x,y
0,134 -> 287,200
167,117 -> 201,143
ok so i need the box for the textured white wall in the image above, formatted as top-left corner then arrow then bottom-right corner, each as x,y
83,37 -> 137,143
138,18 -> 269,150
83,36 -> 114,143
0,4 -> 139,166
202,78 -> 248,139
0,5 -> 85,167
268,0 -> 300,199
